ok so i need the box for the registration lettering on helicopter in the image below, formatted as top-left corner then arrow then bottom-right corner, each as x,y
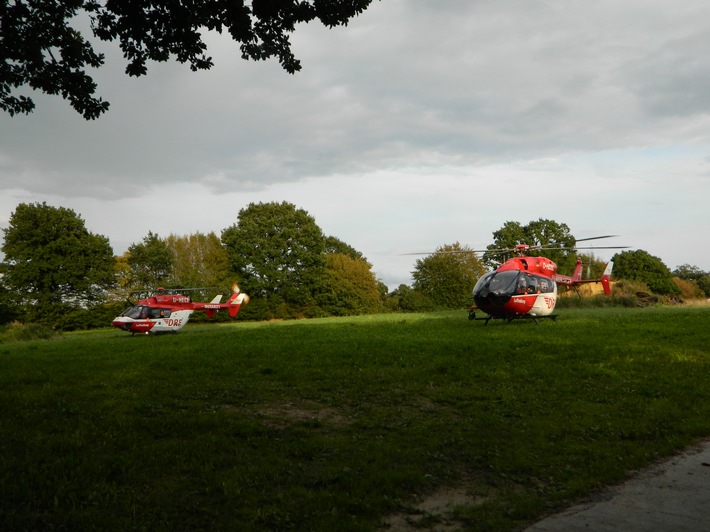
172,296 -> 191,304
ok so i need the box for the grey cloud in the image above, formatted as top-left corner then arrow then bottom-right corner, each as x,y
2,0 -> 710,200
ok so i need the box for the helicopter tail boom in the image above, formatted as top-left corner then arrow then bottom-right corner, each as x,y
558,261 -> 613,295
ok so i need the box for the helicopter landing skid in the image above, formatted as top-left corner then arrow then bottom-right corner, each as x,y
468,309 -> 557,326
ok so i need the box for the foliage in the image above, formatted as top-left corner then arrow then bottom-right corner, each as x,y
317,253 -> 383,316
1,0 -> 374,119
556,293 -> 638,309
411,242 -> 485,309
111,252 -> 134,294
673,277 -> 705,300
0,321 -> 58,343
612,249 -> 680,296
222,201 -> 326,318
673,264 -> 710,297
165,232 -> 232,289
673,263 -> 706,281
56,302 -> 128,332
698,275 -> 710,298
574,253 -> 609,280
126,231 -> 173,288
0,1 -> 108,118
0,285 -> 19,326
324,235 -> 367,261
391,284 -> 436,312
1,308 -> 710,530
0,202 -> 114,324
484,219 -> 577,272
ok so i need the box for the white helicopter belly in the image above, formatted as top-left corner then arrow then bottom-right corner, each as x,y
529,293 -> 557,316
151,310 -> 193,332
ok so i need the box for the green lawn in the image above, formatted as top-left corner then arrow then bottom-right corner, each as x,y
1,307 -> 709,530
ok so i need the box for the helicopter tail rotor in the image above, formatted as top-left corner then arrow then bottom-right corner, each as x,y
226,284 -> 250,317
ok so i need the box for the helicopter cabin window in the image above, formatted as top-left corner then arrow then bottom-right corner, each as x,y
119,306 -> 171,319
515,274 -> 546,294
539,279 -> 554,293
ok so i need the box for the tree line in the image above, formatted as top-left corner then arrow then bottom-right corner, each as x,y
0,201 -> 386,328
1,204 -> 707,330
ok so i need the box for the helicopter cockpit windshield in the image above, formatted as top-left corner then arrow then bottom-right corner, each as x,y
473,271 -> 519,302
473,270 -> 555,306
120,306 -> 145,319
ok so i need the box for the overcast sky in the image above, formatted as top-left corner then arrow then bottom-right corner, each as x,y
2,0 -> 710,289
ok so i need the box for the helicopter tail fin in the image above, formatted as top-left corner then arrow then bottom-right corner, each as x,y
571,259 -> 584,282
601,261 -> 613,296
226,284 -> 250,318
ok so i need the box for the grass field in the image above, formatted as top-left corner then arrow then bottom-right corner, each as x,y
1,307 -> 709,530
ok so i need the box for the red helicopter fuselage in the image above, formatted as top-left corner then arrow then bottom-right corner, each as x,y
471,256 -> 612,322
112,287 -> 249,334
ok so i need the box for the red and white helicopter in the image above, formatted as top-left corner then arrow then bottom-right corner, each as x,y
469,236 -> 627,324
112,284 -> 249,334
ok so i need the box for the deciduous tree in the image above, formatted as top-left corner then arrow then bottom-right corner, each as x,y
412,242 -> 486,309
127,231 -> 173,288
222,201 -> 325,316
165,232 -> 232,289
2,0 -> 374,119
318,252 -> 382,316
673,264 -> 706,282
0,202 -> 114,322
485,219 -> 576,272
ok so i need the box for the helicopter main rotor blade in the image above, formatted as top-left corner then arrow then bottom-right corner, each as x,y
400,249 -> 493,256
526,245 -> 629,252
401,236 -> 626,256
574,235 -> 619,243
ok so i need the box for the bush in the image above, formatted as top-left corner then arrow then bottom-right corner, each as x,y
56,302 -> 128,331
673,278 -> 704,300
0,322 -> 59,343
556,294 -> 637,309
612,249 -> 680,296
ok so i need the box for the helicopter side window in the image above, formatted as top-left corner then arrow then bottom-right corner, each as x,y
515,273 -> 541,294
516,275 -> 527,294
526,276 -> 539,294
150,308 -> 171,319
539,279 -> 553,293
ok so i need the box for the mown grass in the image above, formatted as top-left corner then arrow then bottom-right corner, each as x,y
1,307 -> 709,530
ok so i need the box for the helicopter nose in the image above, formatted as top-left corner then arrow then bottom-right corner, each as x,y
112,318 -> 131,331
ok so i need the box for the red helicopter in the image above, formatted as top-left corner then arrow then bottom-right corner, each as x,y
112,284 -> 249,334
469,236 -> 626,324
